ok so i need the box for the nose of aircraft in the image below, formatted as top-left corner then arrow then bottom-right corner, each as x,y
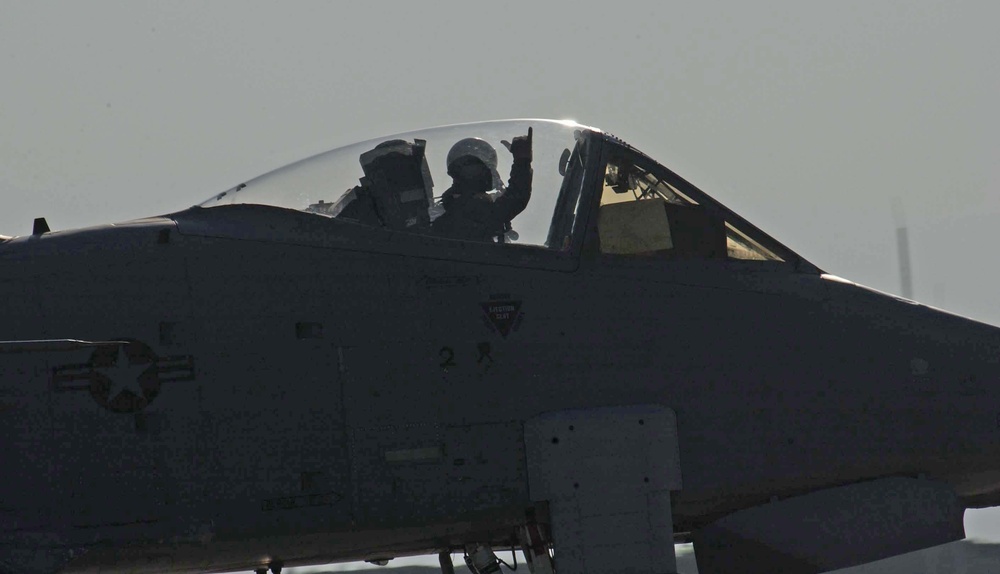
821,275 -> 1000,506
883,298 -> 1000,505
935,314 -> 1000,507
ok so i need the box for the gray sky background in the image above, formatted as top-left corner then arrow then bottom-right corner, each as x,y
3,0 -> 1000,564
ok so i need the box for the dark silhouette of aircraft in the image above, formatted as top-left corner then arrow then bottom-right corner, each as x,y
2,119 -> 998,574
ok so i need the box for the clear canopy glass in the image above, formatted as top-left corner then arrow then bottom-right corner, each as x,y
198,119 -> 597,250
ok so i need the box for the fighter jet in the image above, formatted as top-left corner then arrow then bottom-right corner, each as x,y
1,119 -> 998,574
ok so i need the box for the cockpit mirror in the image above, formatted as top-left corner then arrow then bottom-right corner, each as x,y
558,148 -> 572,176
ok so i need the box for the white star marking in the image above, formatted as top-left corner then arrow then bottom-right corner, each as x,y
99,345 -> 151,402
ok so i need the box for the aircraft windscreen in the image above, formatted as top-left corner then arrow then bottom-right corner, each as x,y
198,120 -> 597,250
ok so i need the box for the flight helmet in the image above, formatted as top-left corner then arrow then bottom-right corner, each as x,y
446,138 -> 503,190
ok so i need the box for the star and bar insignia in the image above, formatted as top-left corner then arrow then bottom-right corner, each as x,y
52,339 -> 195,414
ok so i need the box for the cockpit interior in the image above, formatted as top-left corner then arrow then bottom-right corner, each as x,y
198,119 -> 804,269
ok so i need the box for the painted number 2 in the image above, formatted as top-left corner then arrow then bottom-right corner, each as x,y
438,343 -> 493,369
439,347 -> 456,368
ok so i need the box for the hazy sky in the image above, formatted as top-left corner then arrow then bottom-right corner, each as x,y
2,0 -> 1000,565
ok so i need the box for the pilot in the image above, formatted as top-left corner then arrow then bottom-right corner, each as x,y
432,128 -> 533,242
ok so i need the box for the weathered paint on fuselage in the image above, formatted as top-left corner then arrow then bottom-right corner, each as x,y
2,205 -> 1000,572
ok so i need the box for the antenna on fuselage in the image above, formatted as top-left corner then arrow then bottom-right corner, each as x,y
892,199 -> 913,300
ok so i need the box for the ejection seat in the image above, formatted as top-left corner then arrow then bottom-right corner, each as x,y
332,138 -> 435,231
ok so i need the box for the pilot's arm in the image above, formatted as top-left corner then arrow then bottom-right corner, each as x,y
492,128 -> 533,224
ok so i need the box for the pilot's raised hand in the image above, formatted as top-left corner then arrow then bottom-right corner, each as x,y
501,127 -> 533,162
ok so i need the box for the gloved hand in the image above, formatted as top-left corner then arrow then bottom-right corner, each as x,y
501,127 -> 533,162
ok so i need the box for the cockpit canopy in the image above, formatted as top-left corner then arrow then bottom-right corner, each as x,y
198,119 -> 804,267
